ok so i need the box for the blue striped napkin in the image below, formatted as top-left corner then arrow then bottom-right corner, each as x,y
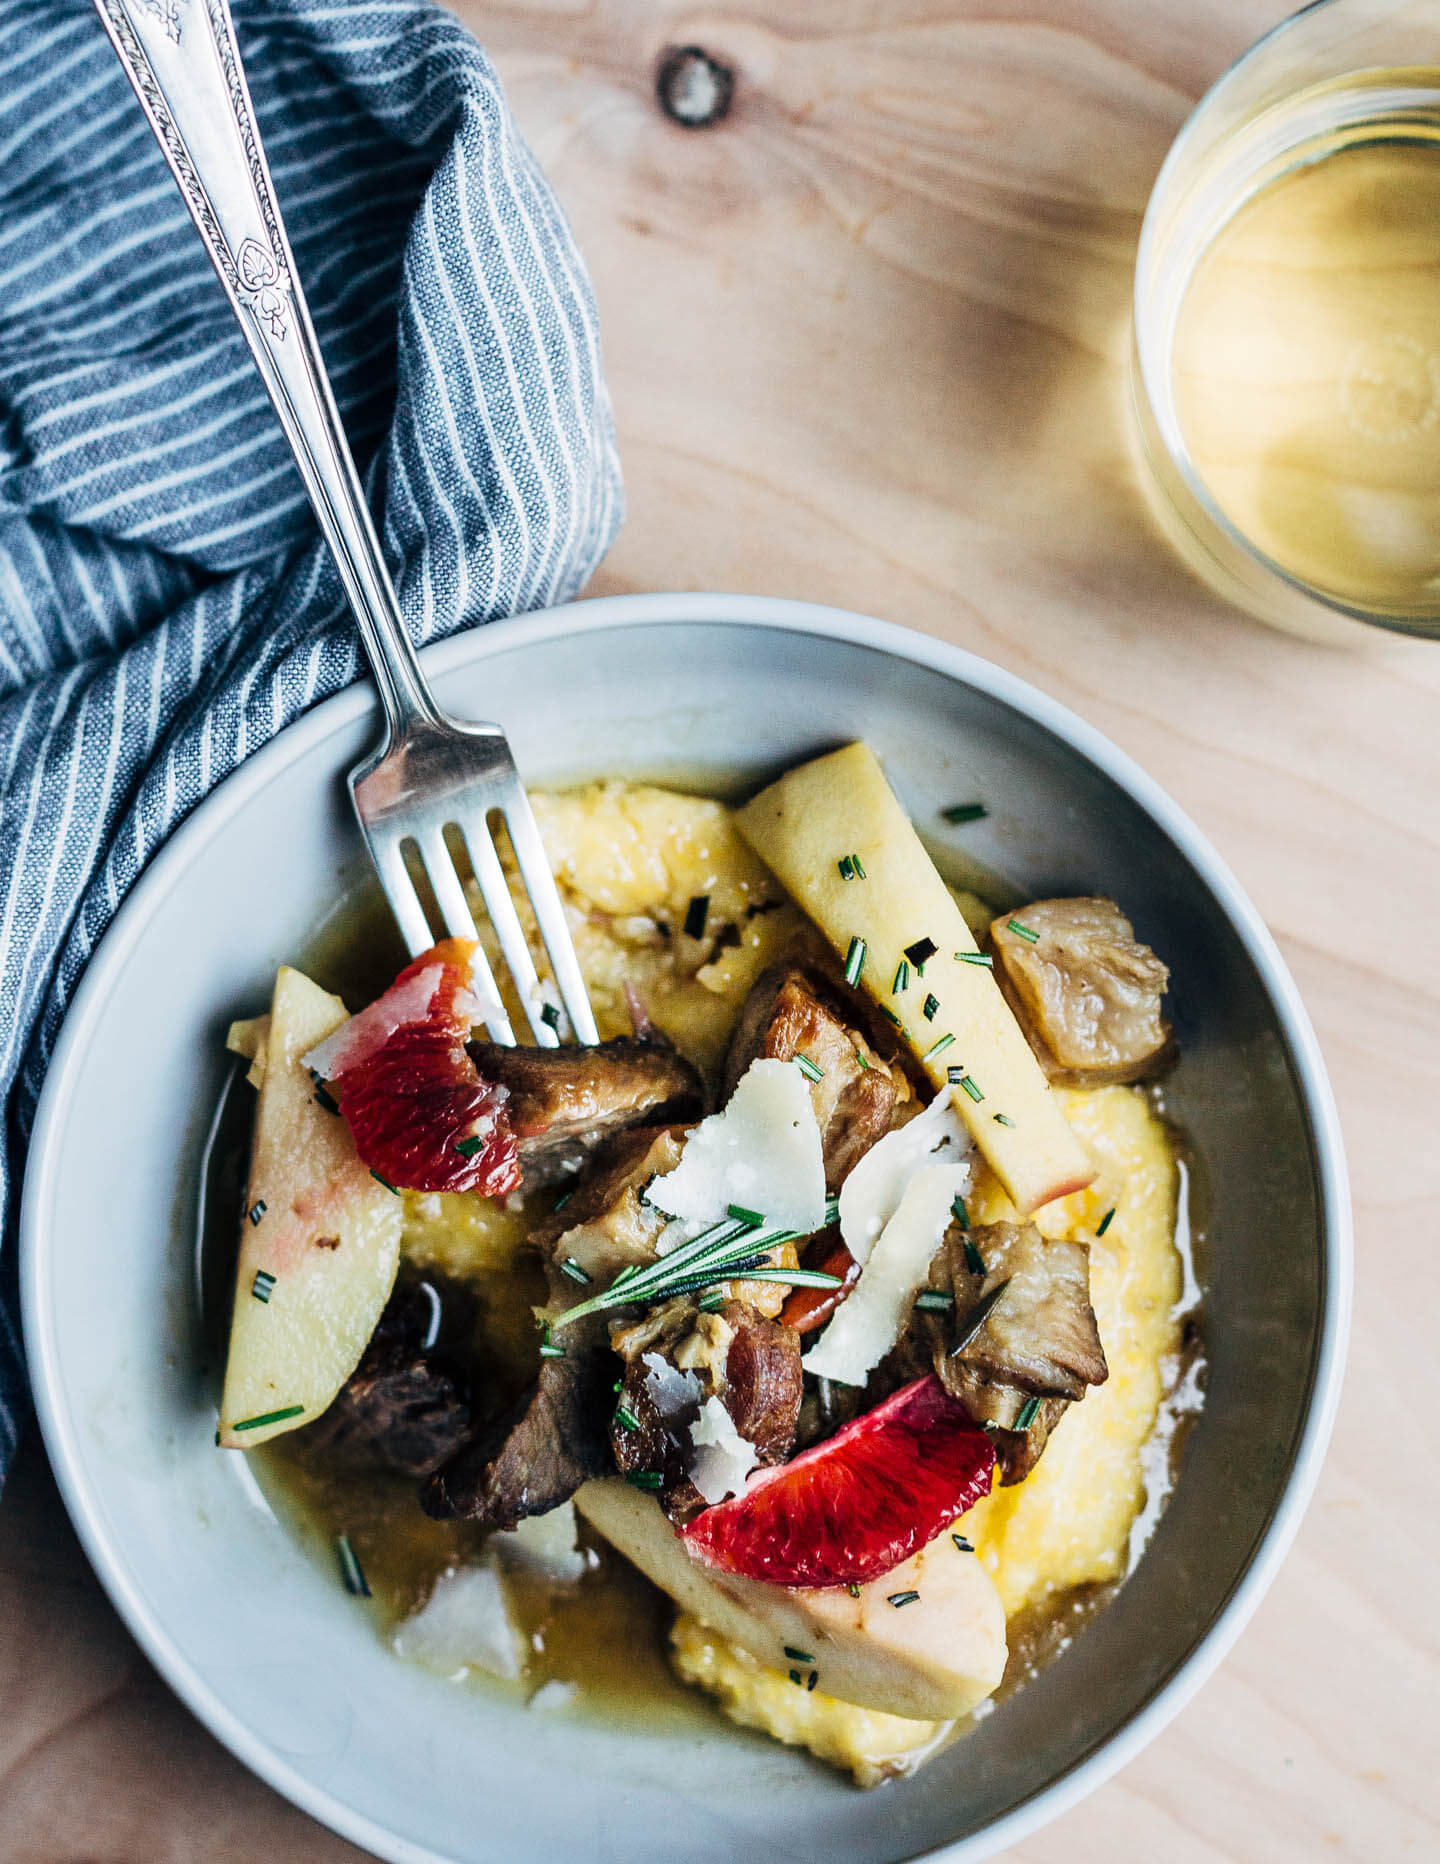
0,0 -> 623,1490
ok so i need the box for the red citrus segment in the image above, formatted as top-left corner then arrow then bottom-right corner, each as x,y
326,939 -> 519,1197
681,1374 -> 994,1587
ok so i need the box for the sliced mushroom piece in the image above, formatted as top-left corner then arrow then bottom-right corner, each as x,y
989,898 -> 1173,1086
917,1219 -> 1107,1483
420,1351 -> 615,1527
469,1035 -> 702,1190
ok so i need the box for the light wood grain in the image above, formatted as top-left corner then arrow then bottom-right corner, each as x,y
3,3 -> 1438,1859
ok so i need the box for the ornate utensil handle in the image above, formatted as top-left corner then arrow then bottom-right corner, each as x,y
93,0 -> 441,742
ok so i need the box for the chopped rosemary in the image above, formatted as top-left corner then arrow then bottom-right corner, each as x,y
853,1044 -> 871,1071
837,853 -> 867,880
784,1646 -> 815,1663
247,1200 -> 267,1227
807,1670 -> 819,1692
921,1033 -> 955,1062
947,1065 -> 967,1085
540,1002 -> 562,1033
337,1533 -> 371,1598
844,935 -> 867,987
794,1054 -> 824,1083
683,894 -> 710,939
847,1583 -> 861,1599
887,1590 -> 921,1609
922,993 -> 940,1021
940,802 -> 988,825
951,1193 -> 970,1231
879,1005 -> 906,1033
1007,918 -> 1040,943
956,1074 -> 984,1103
904,937 -> 938,972
993,1112 -> 1015,1127
553,1190 -> 573,1212
614,1406 -> 640,1432
698,1290 -> 726,1313
313,1085 -> 340,1116
949,1279 -> 1011,1357
789,1669 -> 803,1686
962,1237 -> 986,1277
892,958 -> 910,993
251,1269 -> 276,1304
370,1169 -> 399,1194
454,1135 -> 483,1158
914,1289 -> 954,1313
954,950 -> 993,967
626,1470 -> 662,1491
561,1257 -> 591,1285
232,1404 -> 304,1432
1096,1207 -> 1116,1237
539,1325 -> 566,1359
951,1533 -> 975,1553
547,1201 -> 841,1335
1015,1396 -> 1042,1431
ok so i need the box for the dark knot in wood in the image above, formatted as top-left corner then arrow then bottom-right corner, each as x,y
656,45 -> 735,130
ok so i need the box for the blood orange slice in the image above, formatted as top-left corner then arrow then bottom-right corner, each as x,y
681,1374 -> 994,1587
318,938 -> 519,1197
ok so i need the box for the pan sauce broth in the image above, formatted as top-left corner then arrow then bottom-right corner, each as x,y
220,784 -> 1204,1767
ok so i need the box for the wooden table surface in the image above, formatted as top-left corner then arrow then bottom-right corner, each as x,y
3,3 -> 1437,1860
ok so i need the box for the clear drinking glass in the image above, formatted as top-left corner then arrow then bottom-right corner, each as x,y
1131,0 -> 1440,643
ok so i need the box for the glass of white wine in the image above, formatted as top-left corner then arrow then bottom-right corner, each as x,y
1131,0 -> 1440,642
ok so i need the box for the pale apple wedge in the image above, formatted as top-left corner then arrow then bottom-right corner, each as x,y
574,1478 -> 1007,1721
733,742 -> 1094,1215
218,967 -> 403,1450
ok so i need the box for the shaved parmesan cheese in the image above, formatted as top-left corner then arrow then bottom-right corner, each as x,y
392,1561 -> 524,1681
805,1163 -> 970,1386
690,1395 -> 762,1504
643,1351 -> 702,1419
646,1058 -> 826,1236
838,1092 -> 973,1266
492,1500 -> 588,1585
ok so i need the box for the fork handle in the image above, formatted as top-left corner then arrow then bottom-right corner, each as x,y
93,0 -> 443,748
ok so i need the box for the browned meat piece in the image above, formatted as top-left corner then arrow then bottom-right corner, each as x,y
423,1127 -> 688,1525
989,898 -> 1173,1086
719,1307 -> 804,1464
610,1302 -> 803,1526
296,1279 -> 473,1478
469,1035 -> 702,1189
420,1351 -> 614,1526
528,1124 -> 687,1280
723,965 -> 914,1188
917,1220 -> 1107,1483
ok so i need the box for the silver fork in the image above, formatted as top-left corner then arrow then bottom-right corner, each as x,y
94,0 -> 597,1048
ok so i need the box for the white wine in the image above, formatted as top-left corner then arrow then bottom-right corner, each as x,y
1170,82 -> 1440,617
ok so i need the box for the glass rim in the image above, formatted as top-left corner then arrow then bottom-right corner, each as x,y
1131,0 -> 1440,637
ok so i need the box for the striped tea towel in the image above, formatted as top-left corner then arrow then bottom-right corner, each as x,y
0,0 -> 623,1490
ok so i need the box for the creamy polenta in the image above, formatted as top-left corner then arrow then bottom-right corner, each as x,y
513,784 -> 1187,1782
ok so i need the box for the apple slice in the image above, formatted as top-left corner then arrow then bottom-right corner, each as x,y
218,967 -> 403,1450
576,1476 -> 1006,1721
733,743 -> 1094,1215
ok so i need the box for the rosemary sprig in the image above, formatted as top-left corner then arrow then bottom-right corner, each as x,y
547,1200 -> 841,1335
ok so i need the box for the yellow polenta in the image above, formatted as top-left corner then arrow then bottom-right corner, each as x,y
469,783 -> 1185,1780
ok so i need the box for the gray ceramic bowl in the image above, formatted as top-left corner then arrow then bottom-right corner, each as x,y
20,593 -> 1349,1863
